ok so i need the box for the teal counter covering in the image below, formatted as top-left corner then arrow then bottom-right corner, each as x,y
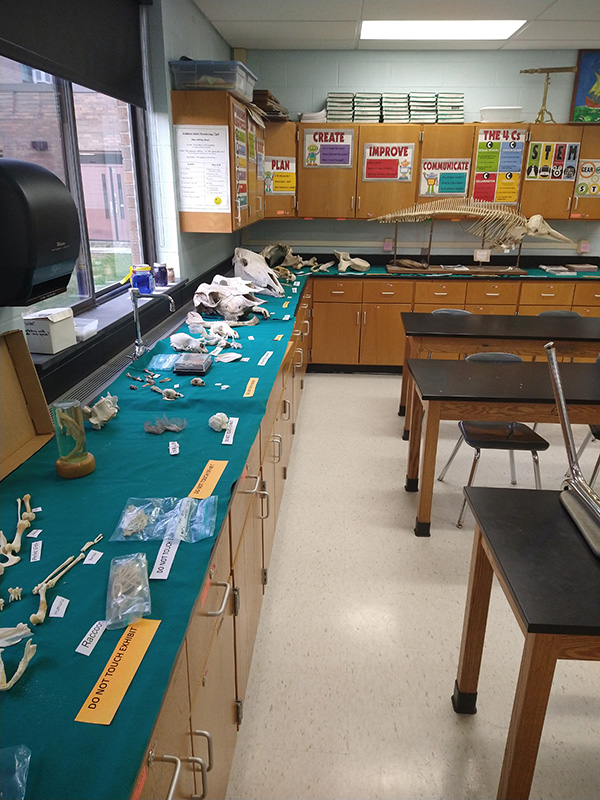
0,280 -> 307,800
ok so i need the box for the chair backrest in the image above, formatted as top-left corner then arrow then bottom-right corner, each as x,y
431,308 -> 472,315
537,310 -> 582,317
466,351 -> 523,363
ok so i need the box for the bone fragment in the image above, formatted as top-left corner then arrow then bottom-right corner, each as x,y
35,556 -> 75,591
81,534 -> 103,553
22,494 -> 36,522
17,498 -> 21,523
0,638 -> 37,690
0,552 -> 20,569
2,519 -> 31,555
0,600 -> 4,611
8,588 -> 22,603
30,583 -> 48,625
46,553 -> 85,588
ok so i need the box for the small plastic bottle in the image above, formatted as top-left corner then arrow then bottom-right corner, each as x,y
153,262 -> 168,287
131,264 -> 154,294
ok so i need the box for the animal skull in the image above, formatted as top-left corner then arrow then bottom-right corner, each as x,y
233,248 -> 285,297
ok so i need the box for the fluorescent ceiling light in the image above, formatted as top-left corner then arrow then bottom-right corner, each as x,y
360,20 -> 526,40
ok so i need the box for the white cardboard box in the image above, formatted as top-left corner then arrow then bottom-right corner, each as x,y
22,307 -> 77,354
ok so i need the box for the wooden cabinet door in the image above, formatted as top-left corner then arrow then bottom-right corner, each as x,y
520,123 -> 583,219
570,124 -> 600,220
229,432 -> 261,568
190,578 -> 237,800
418,124 -> 475,205
297,123 -> 359,217
138,643 -> 194,800
231,484 -> 264,705
356,124 -> 421,218
264,121 -> 297,218
359,303 -> 411,365
311,302 -> 361,364
260,442 -> 277,577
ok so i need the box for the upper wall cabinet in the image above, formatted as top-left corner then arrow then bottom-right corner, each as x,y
570,124 -> 600,221
171,91 -> 250,233
355,124 -> 422,219
264,121 -> 297,219
519,123 -> 583,220
417,124 -> 475,206
296,123 -> 359,218
247,116 -> 266,224
468,124 -> 529,205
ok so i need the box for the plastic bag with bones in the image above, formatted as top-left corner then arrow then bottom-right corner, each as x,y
193,275 -> 270,322
232,248 -> 284,297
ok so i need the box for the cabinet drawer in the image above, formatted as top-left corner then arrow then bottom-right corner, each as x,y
362,279 -> 413,303
572,305 -> 600,317
313,279 -> 363,303
229,432 -> 261,566
519,282 -> 575,306
465,304 -> 517,315
572,282 -> 600,306
414,281 -> 467,305
465,281 -> 519,305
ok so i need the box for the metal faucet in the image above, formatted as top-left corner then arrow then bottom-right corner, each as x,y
129,287 -> 176,360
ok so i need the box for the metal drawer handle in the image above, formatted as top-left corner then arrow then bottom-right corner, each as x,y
433,292 -> 448,296
282,399 -> 291,421
152,754 -> 181,800
272,433 -> 282,463
205,581 -> 231,617
363,311 -> 367,324
485,292 -> 500,296
192,730 -> 214,772
541,293 -> 556,296
381,291 -> 395,295
240,473 -> 260,494
259,488 -> 270,520
331,290 -> 345,294
303,319 -> 310,335
295,347 -> 303,368
183,756 -> 208,800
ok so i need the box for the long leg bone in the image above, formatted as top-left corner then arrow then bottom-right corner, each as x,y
35,556 -> 75,592
17,498 -> 21,523
0,639 -> 37,691
2,519 -> 31,555
46,552 -> 85,588
30,583 -> 48,625
21,494 -> 36,522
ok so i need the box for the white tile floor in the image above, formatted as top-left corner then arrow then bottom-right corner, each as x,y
226,373 -> 600,800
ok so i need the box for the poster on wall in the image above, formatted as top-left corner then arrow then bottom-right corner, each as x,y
303,129 -> 354,168
233,105 -> 248,209
174,125 -> 230,213
256,138 -> 265,181
419,158 -> 470,196
472,128 -> 526,203
362,143 -> 414,181
264,156 -> 296,195
524,141 -> 580,180
570,50 -> 600,123
575,158 -> 600,196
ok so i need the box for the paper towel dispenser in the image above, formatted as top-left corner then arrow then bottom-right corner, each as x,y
0,158 -> 81,306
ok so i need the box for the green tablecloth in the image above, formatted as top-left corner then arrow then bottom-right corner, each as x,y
0,280 -> 306,800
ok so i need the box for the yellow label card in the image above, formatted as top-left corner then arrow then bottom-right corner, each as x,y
188,459 -> 228,499
282,301 -> 290,308
75,619 -> 161,725
274,334 -> 284,341
243,377 -> 259,397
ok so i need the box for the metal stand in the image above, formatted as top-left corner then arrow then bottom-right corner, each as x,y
520,66 -> 577,124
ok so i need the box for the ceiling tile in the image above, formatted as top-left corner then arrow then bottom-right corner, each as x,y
510,20 -> 600,41
210,20 -> 359,48
193,0 -> 363,22
538,0 -> 600,21
362,0 -> 554,21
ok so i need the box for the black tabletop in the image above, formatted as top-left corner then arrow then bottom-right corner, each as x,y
402,312 -> 600,342
464,487 -> 600,635
407,359 -> 600,405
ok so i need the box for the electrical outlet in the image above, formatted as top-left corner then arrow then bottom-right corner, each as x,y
383,238 -> 394,252
577,239 -> 590,254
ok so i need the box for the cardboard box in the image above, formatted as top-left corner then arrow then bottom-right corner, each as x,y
0,329 -> 55,479
22,307 -> 77,354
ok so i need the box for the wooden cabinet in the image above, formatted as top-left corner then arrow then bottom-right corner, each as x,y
469,124 -> 528,205
312,301 -> 362,364
570,124 -> 600,220
292,287 -> 312,413
138,643 -> 194,800
297,123 -> 359,217
520,124 -> 583,219
518,281 -> 576,315
572,281 -> 600,316
355,124 -> 421,218
171,91 -> 250,233
418,124 -> 475,204
264,121 -> 297,218
414,280 -> 468,308
190,573 -> 237,800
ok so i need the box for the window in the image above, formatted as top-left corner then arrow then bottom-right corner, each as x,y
0,55 -> 153,310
